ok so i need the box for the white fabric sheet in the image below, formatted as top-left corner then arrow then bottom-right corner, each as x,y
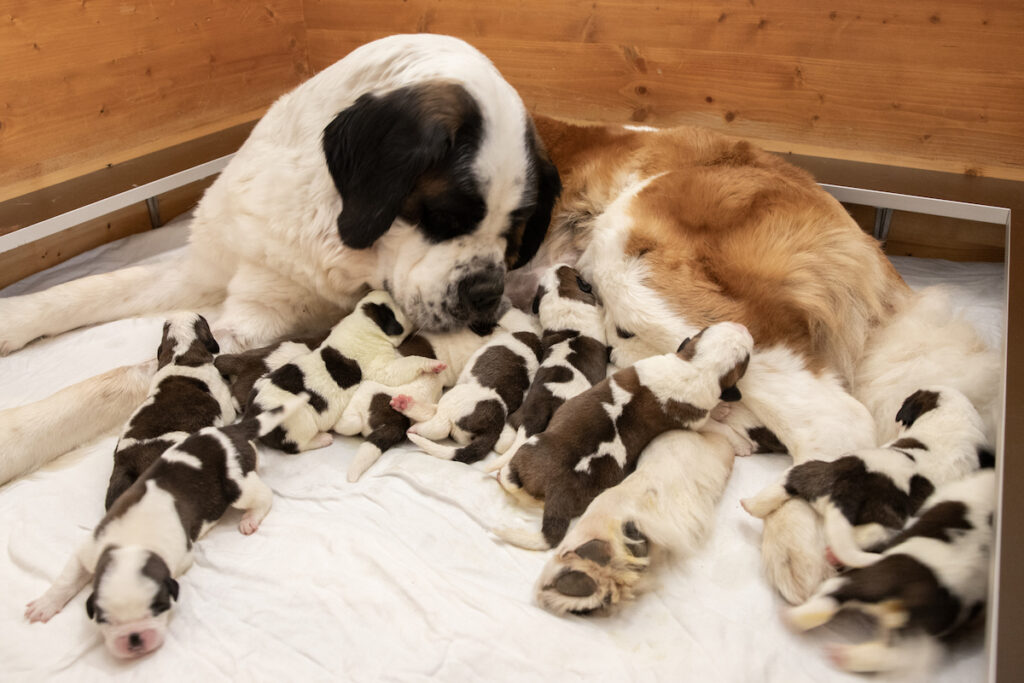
0,218 -> 1002,682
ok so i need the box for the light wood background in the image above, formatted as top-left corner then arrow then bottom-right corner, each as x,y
1,0 -> 1020,280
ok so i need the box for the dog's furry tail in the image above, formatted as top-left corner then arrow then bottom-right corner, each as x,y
823,504 -> 883,569
347,442 -> 383,483
761,498 -> 835,604
407,426 -> 501,465
0,361 -> 155,485
493,525 -> 550,550
406,432 -> 460,461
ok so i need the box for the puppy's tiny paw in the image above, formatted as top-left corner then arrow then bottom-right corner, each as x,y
430,362 -> 447,374
391,394 -> 413,411
25,598 -> 60,623
710,403 -> 731,421
239,514 -> 261,535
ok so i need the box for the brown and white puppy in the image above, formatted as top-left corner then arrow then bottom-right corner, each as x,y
24,398 -> 305,659
336,323 -> 502,482
247,290 -> 443,453
214,330 -> 331,412
496,321 -> 753,549
106,313 -> 236,509
787,468 -> 995,675
741,386 -> 991,568
490,264 -> 608,468
403,307 -> 542,464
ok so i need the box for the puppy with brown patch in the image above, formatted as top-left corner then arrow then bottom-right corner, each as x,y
741,386 -> 991,568
787,467 -> 995,675
214,331 -> 330,412
489,264 -> 607,470
24,397 -> 305,659
402,306 -> 542,464
247,290 -> 443,453
106,313 -> 236,509
336,323 -> 504,481
496,321 -> 753,549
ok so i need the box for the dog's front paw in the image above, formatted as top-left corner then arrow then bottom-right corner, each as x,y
25,596 -> 63,623
535,520 -> 651,615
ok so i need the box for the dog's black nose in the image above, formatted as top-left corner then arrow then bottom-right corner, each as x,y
458,269 -> 504,317
129,633 -> 143,649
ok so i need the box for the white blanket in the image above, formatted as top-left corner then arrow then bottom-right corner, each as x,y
0,218 -> 1001,682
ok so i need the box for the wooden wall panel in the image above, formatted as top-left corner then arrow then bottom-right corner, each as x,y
303,0 -> 1024,181
0,0 -> 309,202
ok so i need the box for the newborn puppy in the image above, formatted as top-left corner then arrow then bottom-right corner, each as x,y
490,264 -> 607,470
336,324 -> 500,481
741,386 -> 990,567
24,398 -> 305,659
106,313 -> 235,509
787,468 -> 995,675
214,330 -> 330,411
248,290 -> 442,453
403,307 -> 542,464
497,322 -> 753,549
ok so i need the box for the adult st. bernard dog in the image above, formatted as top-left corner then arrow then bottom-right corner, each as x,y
0,35 -> 1001,607
0,34 -> 558,482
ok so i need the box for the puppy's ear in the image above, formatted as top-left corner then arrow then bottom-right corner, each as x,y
676,337 -> 692,354
362,302 -> 405,338
166,577 -> 179,602
156,321 -> 174,369
720,386 -> 742,402
511,123 -> 561,269
323,84 -> 466,250
531,285 -> 547,315
85,592 -> 97,620
193,315 -> 220,355
895,389 -> 940,428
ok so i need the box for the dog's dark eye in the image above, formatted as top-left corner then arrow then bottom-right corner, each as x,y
576,276 -> 593,294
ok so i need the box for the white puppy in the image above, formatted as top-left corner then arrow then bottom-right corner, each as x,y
24,398 -> 304,659
248,290 -> 443,453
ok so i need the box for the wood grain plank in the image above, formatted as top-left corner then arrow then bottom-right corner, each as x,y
0,0 -> 308,197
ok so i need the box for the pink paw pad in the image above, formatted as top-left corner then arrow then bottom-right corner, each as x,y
431,362 -> 447,374
391,394 -> 413,411
825,546 -> 843,568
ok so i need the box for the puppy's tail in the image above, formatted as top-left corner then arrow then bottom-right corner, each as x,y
0,361 -> 155,485
493,525 -> 551,551
494,424 -> 518,454
823,504 -> 883,569
740,481 -> 789,519
347,442 -> 382,483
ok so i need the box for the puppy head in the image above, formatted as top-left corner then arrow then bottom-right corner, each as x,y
323,79 -> 560,332
677,322 -> 753,402
156,312 -> 219,369
534,265 -> 604,339
355,290 -> 412,345
85,546 -> 178,659
895,386 -> 988,445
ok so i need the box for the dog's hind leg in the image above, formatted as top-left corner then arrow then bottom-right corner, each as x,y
0,253 -> 228,356
740,479 -> 790,518
235,473 -> 274,535
0,361 -> 155,485
25,549 -> 92,623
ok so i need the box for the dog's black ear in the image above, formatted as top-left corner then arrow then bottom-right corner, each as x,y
362,302 -> 405,338
720,386 -> 742,402
531,284 -> 547,316
156,321 -> 173,369
166,577 -> 179,602
193,315 -> 220,355
978,447 -> 996,469
85,592 -> 97,620
511,124 -> 561,269
895,389 -> 941,428
323,85 -> 462,250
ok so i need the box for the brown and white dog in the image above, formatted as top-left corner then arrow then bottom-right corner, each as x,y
496,322 -> 752,549
502,117 -> 1001,606
24,398 -> 305,659
0,33 -> 559,483
402,307 -> 542,464
214,331 -> 331,413
490,264 -> 608,467
741,386 -> 992,568
787,468 -> 996,675
106,313 -> 236,509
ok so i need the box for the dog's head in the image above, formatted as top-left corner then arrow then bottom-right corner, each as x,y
323,78 -> 561,332
676,322 -> 753,402
354,290 -> 413,346
533,265 -> 604,339
156,312 -> 219,370
894,386 -> 990,461
85,545 -> 179,659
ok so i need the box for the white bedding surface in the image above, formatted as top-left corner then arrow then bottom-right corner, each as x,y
0,219 -> 1003,682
